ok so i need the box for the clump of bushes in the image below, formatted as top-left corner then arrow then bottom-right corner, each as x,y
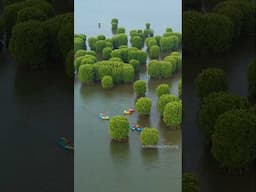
102,47 -> 112,60
134,80 -> 147,97
117,27 -> 125,34
78,64 -> 95,84
2,1 -> 73,74
149,45 -> 160,59
87,35 -> 112,54
213,2 -> 243,40
101,75 -> 113,89
109,116 -> 130,142
157,94 -> 179,115
16,6 -> 48,23
163,52 -> 182,73
195,68 -> 227,99
211,109 -> 256,170
140,128 -> 159,145
156,84 -> 170,97
43,13 -> 73,64
77,60 -> 135,87
58,21 -> 73,59
111,18 -> 118,34
74,34 -> 86,52
182,173 -> 199,192
135,97 -> 152,115
163,100 -> 182,127
111,47 -> 147,65
112,33 -> 128,49
9,20 -> 48,68
148,60 -> 173,79
74,54 -> 97,71
146,37 -> 157,49
88,37 -> 97,50
183,11 -> 234,55
160,36 -> 178,52
75,50 -> 95,59
130,35 -> 144,49
122,65 -> 135,83
95,40 -> 106,54
199,92 -> 249,140
143,23 -> 154,38
129,59 -> 140,73
214,1 -> 255,35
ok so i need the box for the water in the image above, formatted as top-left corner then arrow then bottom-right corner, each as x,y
183,37 -> 256,192
74,0 -> 182,191
0,51 -> 74,191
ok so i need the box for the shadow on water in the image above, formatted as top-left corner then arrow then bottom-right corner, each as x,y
140,148 -> 159,167
110,141 -> 130,163
1,51 -> 74,192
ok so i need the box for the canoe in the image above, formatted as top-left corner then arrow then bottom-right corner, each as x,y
128,108 -> 135,112
130,125 -> 144,132
123,110 -> 132,115
58,137 -> 74,151
98,113 -> 110,120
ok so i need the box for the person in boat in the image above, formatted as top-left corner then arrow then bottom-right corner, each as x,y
135,124 -> 139,128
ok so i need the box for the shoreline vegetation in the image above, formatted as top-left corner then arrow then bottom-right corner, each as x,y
75,18 -> 182,145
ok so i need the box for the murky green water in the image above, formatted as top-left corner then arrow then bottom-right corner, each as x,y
74,0 -> 182,191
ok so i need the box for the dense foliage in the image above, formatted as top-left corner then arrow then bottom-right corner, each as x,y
214,1 -> 255,35
148,60 -> 173,79
133,80 -> 147,97
16,6 -> 48,23
43,13 -> 73,64
74,35 -> 86,52
183,11 -> 234,55
109,116 -> 130,142
112,34 -> 128,49
156,84 -> 170,97
199,92 -> 248,140
101,75 -> 113,89
2,0 -> 53,35
135,97 -> 152,115
78,64 -> 95,84
182,173 -> 199,192
149,45 -> 160,59
130,35 -> 144,49
140,128 -> 159,145
195,68 -> 227,99
213,2 -> 242,40
102,47 -> 112,60
157,94 -> 179,115
163,100 -> 182,127
9,20 -> 48,68
211,109 -> 256,170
